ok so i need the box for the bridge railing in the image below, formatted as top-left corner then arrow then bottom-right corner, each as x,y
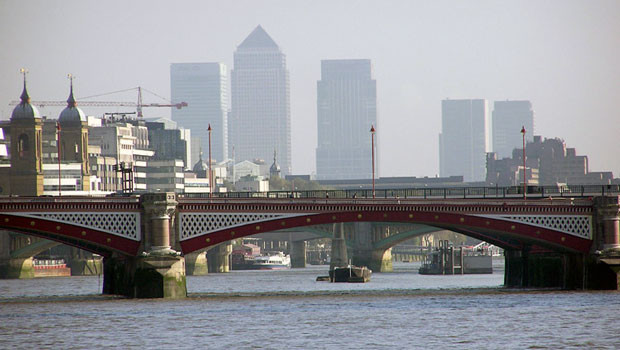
180,184 -> 619,200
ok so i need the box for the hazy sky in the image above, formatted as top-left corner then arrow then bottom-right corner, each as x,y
1,0 -> 619,178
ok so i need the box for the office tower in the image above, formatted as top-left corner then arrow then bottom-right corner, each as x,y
316,59 -> 377,180
229,25 -> 291,175
170,62 -> 228,164
492,100 -> 534,159
439,99 -> 490,182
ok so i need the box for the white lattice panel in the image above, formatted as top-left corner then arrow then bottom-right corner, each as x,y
12,212 -> 141,241
475,214 -> 592,239
179,212 -> 309,241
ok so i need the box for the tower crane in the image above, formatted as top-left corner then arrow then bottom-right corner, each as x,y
9,86 -> 187,118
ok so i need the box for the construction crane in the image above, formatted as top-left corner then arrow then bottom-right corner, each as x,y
9,86 -> 187,118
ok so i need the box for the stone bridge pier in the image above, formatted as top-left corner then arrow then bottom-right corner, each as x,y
504,248 -> 586,289
330,223 -> 348,270
207,242 -> 232,273
0,233 -> 39,278
505,196 -> 620,290
290,240 -> 306,268
349,223 -> 393,273
328,222 -> 393,272
103,193 -> 187,298
594,196 -> 620,289
184,250 -> 208,276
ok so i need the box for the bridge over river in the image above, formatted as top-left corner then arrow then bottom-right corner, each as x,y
1,185 -> 619,298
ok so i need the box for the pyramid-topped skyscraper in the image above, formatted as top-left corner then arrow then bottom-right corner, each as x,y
229,26 -> 292,175
238,25 -> 279,49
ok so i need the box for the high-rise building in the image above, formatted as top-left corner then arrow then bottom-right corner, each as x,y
492,100 -> 534,159
170,62 -> 228,165
229,25 -> 291,175
439,99 -> 490,182
316,59 -> 377,180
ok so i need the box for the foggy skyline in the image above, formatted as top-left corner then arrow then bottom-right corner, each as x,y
1,0 -> 618,178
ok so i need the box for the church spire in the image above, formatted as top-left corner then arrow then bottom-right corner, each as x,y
66,73 -> 76,108
270,147 -> 280,178
19,68 -> 30,104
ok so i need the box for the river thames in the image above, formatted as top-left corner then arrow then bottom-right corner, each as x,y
1,261 -> 619,349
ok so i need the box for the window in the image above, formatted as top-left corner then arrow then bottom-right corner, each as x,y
17,134 -> 29,159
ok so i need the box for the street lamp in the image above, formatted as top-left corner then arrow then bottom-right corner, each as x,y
208,124 -> 212,197
56,121 -> 61,196
521,126 -> 526,199
370,125 -> 376,199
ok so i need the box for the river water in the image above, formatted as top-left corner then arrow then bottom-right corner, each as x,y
1,261 -> 619,349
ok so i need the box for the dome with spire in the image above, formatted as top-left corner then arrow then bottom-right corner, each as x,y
59,77 -> 86,123
192,151 -> 208,178
270,149 -> 281,178
11,76 -> 40,120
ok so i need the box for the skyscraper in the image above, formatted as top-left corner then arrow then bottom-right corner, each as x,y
439,99 -> 490,182
229,26 -> 291,175
492,100 -> 534,159
316,59 -> 377,180
170,62 -> 228,166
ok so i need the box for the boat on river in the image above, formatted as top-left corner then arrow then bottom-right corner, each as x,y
252,252 -> 291,270
232,250 -> 291,270
419,241 -> 494,275
328,265 -> 372,283
33,259 -> 71,277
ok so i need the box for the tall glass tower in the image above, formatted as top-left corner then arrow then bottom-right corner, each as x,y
492,100 -> 534,159
316,59 -> 377,180
170,62 -> 228,165
229,26 -> 291,175
439,99 -> 490,182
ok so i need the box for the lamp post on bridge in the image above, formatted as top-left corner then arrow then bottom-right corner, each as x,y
521,126 -> 527,199
56,120 -> 61,196
208,124 -> 212,198
370,125 -> 376,199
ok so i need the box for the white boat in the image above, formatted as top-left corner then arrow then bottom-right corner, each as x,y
251,252 -> 291,270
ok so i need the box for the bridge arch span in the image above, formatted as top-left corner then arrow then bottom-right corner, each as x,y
0,213 -> 140,257
9,236 -> 61,259
178,207 -> 593,255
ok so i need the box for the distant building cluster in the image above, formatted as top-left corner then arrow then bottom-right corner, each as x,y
438,98 -> 614,186
2,26 -> 384,195
0,73 -> 277,196
2,26 -> 616,196
169,27 -> 378,182
170,26 -> 292,178
487,136 -> 614,186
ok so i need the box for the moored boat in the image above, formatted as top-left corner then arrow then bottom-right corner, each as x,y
328,265 -> 372,283
33,259 -> 71,277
